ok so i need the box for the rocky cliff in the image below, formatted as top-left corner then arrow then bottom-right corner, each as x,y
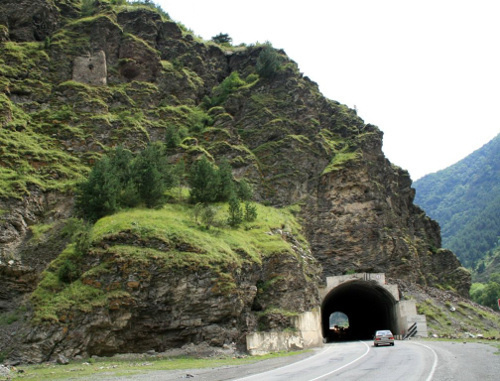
0,0 -> 471,363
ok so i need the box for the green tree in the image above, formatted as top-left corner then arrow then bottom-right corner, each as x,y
218,159 -> 236,201
244,202 -> 257,222
227,195 -> 243,227
211,33 -> 232,45
165,125 -> 182,148
109,146 -> 139,207
132,142 -> 172,208
75,156 -> 120,222
237,179 -> 253,201
256,43 -> 282,79
188,156 -> 220,203
470,277 -> 500,309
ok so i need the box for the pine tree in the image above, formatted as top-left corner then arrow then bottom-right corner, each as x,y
211,33 -> 232,45
244,202 -> 258,222
75,156 -> 120,222
227,195 -> 243,227
109,146 -> 139,207
165,125 -> 182,148
188,156 -> 220,203
218,159 -> 235,201
132,142 -> 171,208
237,179 -> 253,201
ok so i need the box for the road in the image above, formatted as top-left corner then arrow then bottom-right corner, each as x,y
233,341 -> 436,381
99,340 -> 500,381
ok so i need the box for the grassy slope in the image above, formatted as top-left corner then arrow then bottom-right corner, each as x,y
9,350 -> 308,380
30,200 -> 307,323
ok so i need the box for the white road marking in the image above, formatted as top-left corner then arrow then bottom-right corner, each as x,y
234,345 -> 336,381
410,341 -> 439,381
307,341 -> 371,381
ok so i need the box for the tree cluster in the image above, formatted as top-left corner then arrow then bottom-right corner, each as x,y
76,143 -> 178,222
188,156 -> 251,204
470,273 -> 500,309
76,147 -> 256,227
188,156 -> 256,227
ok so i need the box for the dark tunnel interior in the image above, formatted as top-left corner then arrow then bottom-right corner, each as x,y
322,280 -> 398,341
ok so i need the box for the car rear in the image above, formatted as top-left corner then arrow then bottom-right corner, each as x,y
374,330 -> 394,346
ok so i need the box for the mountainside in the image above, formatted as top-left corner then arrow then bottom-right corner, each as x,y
0,0 -> 476,363
413,133 -> 500,270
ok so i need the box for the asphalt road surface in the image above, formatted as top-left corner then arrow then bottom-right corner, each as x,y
99,340 -> 500,381
233,340 -> 434,381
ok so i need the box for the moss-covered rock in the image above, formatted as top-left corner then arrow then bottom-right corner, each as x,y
20,205 -> 320,361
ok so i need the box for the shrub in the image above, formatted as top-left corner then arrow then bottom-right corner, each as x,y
200,204 -> 219,229
81,0 -> 97,17
165,125 -> 184,148
57,259 -> 80,284
256,43 -> 283,79
209,71 -> 247,106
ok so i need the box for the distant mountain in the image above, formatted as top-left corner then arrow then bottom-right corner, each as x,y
474,244 -> 500,283
413,133 -> 500,270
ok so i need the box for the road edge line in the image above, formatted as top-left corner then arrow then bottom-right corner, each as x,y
233,345 -> 334,381
411,341 -> 439,381
308,340 -> 371,381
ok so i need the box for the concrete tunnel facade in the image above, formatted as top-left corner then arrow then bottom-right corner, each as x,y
321,279 -> 399,341
246,273 -> 427,354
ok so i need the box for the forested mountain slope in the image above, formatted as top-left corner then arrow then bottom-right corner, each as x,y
414,133 -> 500,270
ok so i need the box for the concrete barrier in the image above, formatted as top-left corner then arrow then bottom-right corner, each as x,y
246,308 -> 323,355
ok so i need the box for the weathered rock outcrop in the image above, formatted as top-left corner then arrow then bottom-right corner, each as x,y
0,0 -> 472,363
0,0 -> 62,42
14,214 -> 321,362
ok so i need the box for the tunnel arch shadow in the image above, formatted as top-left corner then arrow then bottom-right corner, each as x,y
321,279 -> 398,342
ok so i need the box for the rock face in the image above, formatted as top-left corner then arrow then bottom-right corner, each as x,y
0,0 -> 471,363
0,0 -> 62,42
16,217 -> 321,362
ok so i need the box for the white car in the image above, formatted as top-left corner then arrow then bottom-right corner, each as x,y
374,330 -> 395,346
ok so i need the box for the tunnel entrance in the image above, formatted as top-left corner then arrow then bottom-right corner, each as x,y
321,279 -> 398,342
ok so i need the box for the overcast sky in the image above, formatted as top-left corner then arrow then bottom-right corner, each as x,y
156,0 -> 499,180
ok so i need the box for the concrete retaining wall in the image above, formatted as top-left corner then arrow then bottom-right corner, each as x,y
246,308 -> 323,355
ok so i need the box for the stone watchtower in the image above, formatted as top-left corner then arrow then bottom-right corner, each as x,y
72,50 -> 107,86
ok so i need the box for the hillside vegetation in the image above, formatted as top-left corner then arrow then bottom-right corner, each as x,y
414,134 -> 499,269
414,133 -> 500,308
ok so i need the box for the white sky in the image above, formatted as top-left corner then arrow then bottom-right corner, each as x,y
156,0 -> 500,180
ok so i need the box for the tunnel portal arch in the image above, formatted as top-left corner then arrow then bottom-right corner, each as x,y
321,279 -> 398,341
